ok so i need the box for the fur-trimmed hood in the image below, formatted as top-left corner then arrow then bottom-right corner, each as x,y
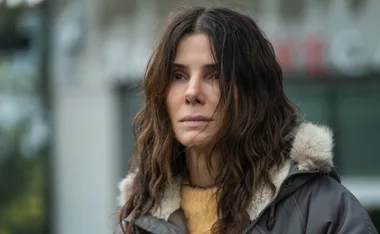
118,122 -> 334,221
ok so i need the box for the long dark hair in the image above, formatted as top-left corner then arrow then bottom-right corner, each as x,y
120,6 -> 299,234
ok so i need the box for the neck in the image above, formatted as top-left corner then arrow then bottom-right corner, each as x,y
186,148 -> 220,188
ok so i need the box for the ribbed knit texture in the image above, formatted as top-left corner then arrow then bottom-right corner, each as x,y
181,184 -> 219,234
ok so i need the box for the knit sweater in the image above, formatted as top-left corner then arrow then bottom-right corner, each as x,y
181,184 -> 219,234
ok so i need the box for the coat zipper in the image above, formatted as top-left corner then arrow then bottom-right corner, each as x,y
241,170 -> 319,234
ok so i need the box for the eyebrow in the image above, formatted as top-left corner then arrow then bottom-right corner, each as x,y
173,63 -> 218,69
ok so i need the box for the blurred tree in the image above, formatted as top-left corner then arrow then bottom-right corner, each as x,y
0,122 -> 46,234
0,8 -> 22,34
0,6 -> 48,234
0,8 -> 30,51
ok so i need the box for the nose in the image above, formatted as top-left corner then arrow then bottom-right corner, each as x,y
185,76 -> 204,105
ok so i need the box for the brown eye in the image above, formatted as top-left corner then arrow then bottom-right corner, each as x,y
213,72 -> 220,80
209,72 -> 220,80
172,73 -> 186,80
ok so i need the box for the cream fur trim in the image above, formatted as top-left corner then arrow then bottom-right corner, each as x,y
246,159 -> 291,220
290,123 -> 334,172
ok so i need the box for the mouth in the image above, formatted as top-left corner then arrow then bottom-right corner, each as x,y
179,115 -> 213,122
179,115 -> 213,126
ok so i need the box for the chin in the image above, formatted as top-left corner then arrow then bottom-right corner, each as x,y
177,133 -> 212,148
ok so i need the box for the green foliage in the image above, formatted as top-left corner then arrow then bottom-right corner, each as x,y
0,6 -> 48,234
0,8 -> 22,34
0,124 -> 47,234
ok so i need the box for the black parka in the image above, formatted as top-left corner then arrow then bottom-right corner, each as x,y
118,123 -> 378,234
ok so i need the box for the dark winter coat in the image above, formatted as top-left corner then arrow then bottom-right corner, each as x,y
118,122 -> 378,234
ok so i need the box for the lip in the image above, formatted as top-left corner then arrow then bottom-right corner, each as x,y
179,115 -> 213,122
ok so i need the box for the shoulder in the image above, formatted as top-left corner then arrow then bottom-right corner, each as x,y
301,173 -> 362,208
290,172 -> 366,219
296,173 -> 377,233
311,173 -> 360,204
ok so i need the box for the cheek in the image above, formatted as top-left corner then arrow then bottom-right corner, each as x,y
165,90 -> 177,120
210,89 -> 221,110
210,82 -> 221,102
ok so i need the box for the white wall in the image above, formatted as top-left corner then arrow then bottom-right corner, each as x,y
51,0 -> 121,234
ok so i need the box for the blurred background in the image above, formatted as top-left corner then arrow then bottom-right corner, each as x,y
0,0 -> 379,233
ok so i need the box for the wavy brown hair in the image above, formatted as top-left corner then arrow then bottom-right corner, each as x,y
120,6 -> 300,234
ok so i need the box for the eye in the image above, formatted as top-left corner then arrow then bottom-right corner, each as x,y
209,72 -> 220,80
172,73 -> 186,80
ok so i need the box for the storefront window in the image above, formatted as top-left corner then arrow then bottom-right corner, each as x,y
285,79 -> 380,176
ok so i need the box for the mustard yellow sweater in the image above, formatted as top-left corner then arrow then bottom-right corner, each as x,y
181,184 -> 219,234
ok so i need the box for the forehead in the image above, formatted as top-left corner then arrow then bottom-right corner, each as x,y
174,33 -> 216,65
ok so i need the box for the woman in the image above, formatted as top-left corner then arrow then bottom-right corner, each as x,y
118,6 -> 377,234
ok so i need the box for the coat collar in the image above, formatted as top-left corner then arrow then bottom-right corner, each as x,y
118,122 -> 334,221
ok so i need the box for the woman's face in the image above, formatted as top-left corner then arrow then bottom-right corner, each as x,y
166,33 -> 222,147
